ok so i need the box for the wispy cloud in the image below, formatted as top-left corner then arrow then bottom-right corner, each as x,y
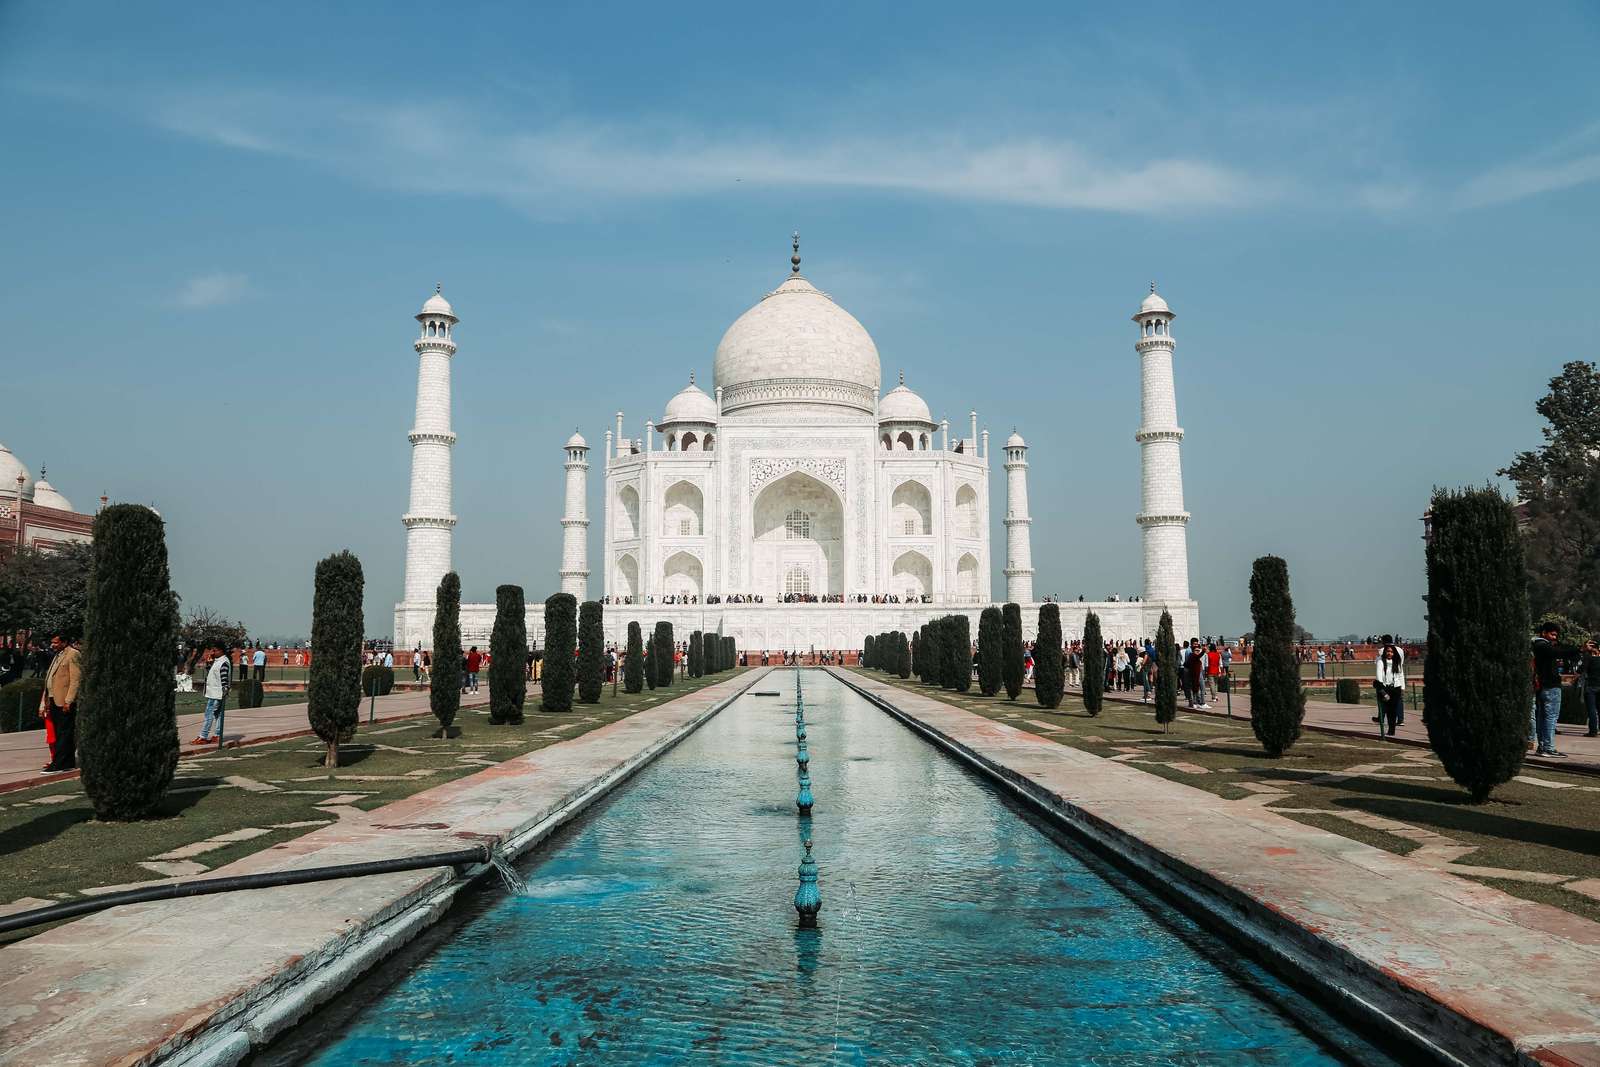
1452,120 -> 1600,209
175,271 -> 249,309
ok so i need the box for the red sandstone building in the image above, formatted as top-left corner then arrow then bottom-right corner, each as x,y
0,442 -> 98,562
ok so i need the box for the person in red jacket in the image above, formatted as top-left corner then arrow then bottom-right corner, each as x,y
465,646 -> 483,695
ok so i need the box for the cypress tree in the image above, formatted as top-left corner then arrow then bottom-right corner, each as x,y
654,621 -> 674,688
645,634 -> 656,688
911,630 -> 921,679
1082,611 -> 1105,716
864,634 -> 875,670
977,606 -> 1003,696
541,592 -> 577,712
688,630 -> 703,678
624,620 -> 645,692
952,615 -> 973,693
78,504 -> 180,819
727,636 -> 737,669
897,631 -> 911,679
1425,488 -> 1531,801
577,600 -> 604,704
1155,610 -> 1178,732
306,550 -> 363,768
487,584 -> 527,725
430,572 -> 463,733
1034,602 -> 1064,709
1001,602 -> 1025,701
1249,555 -> 1306,757
922,621 -> 941,685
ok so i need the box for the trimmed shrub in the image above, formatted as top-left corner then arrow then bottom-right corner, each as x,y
1002,603 -> 1024,701
897,630 -> 911,679
359,665 -> 393,699
1334,678 -> 1362,704
976,607 -> 1003,696
921,622 -> 940,685
1249,555 -> 1306,758
1155,611 -> 1178,731
1034,603 -> 1064,709
0,677 -> 46,732
306,550 -> 363,770
654,622 -> 675,688
645,637 -> 657,689
78,504 -> 181,818
726,636 -> 737,670
491,585 -> 528,724
910,631 -> 921,678
577,600 -> 604,704
688,630 -> 702,678
235,677 -> 266,708
541,593 -> 577,712
864,634 -> 876,671
624,621 -> 645,692
1424,488 -> 1531,801
1081,612 -> 1105,717
431,572 -> 463,731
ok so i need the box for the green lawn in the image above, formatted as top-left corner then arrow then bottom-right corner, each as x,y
860,670 -> 1600,924
0,671 -> 741,940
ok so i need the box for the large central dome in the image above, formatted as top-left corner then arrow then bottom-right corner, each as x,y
713,273 -> 881,415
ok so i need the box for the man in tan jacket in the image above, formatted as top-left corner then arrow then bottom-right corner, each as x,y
38,633 -> 81,772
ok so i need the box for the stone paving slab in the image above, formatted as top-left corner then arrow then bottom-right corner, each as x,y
840,669 -> 1600,1067
0,669 -> 768,1067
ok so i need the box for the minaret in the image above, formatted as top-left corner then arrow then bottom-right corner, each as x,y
1133,283 -> 1191,601
1002,430 -> 1034,604
402,285 -> 458,605
560,430 -> 590,599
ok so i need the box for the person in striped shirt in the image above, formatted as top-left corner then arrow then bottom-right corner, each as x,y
193,645 -> 231,745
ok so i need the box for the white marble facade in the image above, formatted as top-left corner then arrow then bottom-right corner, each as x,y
395,251 -> 1200,652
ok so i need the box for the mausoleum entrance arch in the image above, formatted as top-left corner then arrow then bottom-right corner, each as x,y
751,471 -> 844,598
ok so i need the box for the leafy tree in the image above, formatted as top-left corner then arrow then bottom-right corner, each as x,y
541,593 -> 577,712
654,621 -> 675,688
0,540 -> 93,640
577,600 -> 604,704
307,550 -> 363,768
1248,556 -> 1306,757
1081,612 -> 1105,716
489,584 -> 527,724
1154,610 -> 1178,732
624,621 -> 645,693
1425,488 -> 1531,802
1002,603 -> 1024,701
77,505 -> 179,819
976,606 -> 1003,696
1499,361 -> 1600,624
431,572 -> 463,732
1034,603 -> 1064,709
178,606 -> 249,670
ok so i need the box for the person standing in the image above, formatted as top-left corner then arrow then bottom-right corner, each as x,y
1205,642 -> 1223,705
413,644 -> 423,683
252,645 -> 266,680
1582,639 -> 1600,738
1531,622 -> 1580,757
193,645 -> 231,746
1316,647 -> 1327,681
1373,637 -> 1405,737
1185,638 -> 1209,709
465,646 -> 482,694
37,633 -> 81,772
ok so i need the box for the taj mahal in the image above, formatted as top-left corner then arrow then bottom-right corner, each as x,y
393,239 -> 1199,652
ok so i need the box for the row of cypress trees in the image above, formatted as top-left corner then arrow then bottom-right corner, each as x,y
863,630 -> 912,678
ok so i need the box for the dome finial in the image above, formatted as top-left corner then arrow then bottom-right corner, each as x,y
689,370 -> 695,386
898,369 -> 905,386
436,282 -> 443,294
791,231 -> 801,275
1150,280 -> 1157,294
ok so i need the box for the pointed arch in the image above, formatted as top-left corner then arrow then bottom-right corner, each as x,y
957,552 -> 979,599
663,480 -> 703,537
955,483 -> 979,538
616,484 -> 640,540
662,551 -> 703,599
891,479 -> 932,536
614,552 -> 639,600
891,550 -> 934,601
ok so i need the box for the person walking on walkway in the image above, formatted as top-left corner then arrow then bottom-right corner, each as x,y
37,633 -> 81,771
1531,622 -> 1579,758
1205,642 -> 1223,705
1373,636 -> 1405,737
193,645 -> 231,746
1185,638 -> 1209,709
465,646 -> 482,694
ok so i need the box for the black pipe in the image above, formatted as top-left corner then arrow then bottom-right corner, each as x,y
0,843 -> 493,936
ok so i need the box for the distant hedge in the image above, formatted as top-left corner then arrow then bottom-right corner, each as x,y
1334,678 -> 1361,704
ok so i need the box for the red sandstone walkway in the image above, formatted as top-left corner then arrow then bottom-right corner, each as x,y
0,688 -> 493,793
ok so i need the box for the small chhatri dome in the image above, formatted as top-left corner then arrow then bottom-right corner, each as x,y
713,237 -> 882,414
1006,429 -> 1027,448
1138,282 -> 1171,317
565,429 -> 587,449
878,371 -> 933,424
31,466 -> 72,511
662,373 -> 719,424
0,442 -> 34,501
419,283 -> 456,319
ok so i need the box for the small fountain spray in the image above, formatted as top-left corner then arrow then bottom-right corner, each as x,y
488,849 -> 527,895
794,838 -> 821,926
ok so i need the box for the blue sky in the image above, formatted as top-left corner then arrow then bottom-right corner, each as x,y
2,1 -> 1596,640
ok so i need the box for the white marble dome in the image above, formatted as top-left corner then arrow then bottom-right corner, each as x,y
1138,289 -> 1171,316
713,274 -> 881,413
878,376 -> 932,424
1006,430 -> 1027,448
31,470 -> 72,511
0,442 -> 33,501
565,430 -> 587,449
419,286 -> 455,319
662,377 -> 718,424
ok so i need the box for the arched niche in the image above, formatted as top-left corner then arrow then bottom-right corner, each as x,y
616,484 -> 640,540
891,479 -> 932,537
957,552 -> 979,598
614,553 -> 639,600
892,550 -> 933,601
752,471 -> 843,596
955,483 -> 979,538
663,480 -> 704,537
662,550 -> 703,599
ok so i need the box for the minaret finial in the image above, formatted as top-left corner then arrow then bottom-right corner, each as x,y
791,231 -> 801,275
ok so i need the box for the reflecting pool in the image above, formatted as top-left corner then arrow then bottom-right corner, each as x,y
289,669 -> 1399,1065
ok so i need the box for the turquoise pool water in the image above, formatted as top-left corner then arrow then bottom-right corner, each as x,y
287,669 -> 1400,1065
